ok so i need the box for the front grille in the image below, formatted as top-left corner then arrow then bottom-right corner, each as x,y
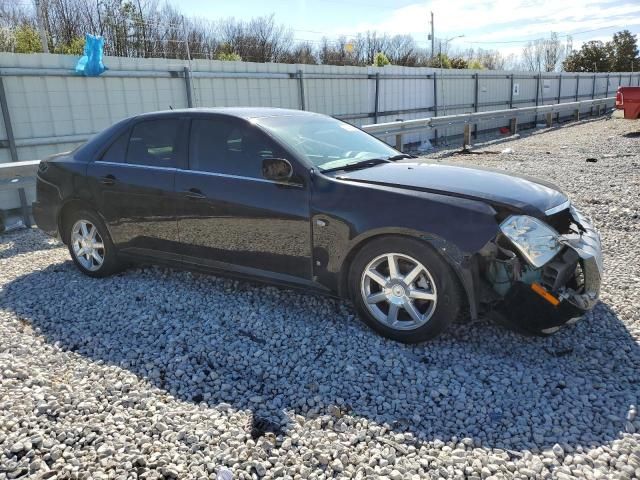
541,248 -> 579,291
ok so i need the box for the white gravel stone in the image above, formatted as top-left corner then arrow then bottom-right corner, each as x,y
0,113 -> 639,479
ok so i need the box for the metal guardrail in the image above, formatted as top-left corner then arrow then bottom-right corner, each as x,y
362,97 -> 615,148
0,159 -> 39,191
0,159 -> 39,228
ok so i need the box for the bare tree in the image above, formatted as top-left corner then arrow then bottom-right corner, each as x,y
0,3 -> 569,69
319,36 -> 359,66
477,48 -> 505,70
386,35 -> 419,66
280,41 -> 316,64
523,32 -> 565,72
522,41 -> 543,71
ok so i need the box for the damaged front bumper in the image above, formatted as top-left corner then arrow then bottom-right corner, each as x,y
556,206 -> 602,311
485,205 -> 603,334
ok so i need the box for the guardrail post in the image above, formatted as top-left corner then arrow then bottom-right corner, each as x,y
473,73 -> 479,138
574,109 -> 580,121
433,72 -> 438,145
297,69 -> 306,111
509,118 -> 517,134
373,72 -> 380,124
183,66 -> 193,108
0,75 -> 30,227
395,134 -> 403,151
546,112 -> 553,127
463,124 -> 471,147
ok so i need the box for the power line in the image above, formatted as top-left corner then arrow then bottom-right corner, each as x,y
463,25 -> 636,45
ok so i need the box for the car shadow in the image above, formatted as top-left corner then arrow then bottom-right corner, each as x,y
2,247 -> 639,455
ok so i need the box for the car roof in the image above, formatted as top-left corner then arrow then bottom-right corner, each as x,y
134,107 -> 326,121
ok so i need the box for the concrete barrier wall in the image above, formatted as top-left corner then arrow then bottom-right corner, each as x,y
1,52 -> 638,210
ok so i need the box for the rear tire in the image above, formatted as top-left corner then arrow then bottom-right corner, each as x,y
64,209 -> 120,278
349,236 -> 464,343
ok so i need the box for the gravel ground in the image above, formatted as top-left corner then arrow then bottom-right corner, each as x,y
1,113 -> 639,479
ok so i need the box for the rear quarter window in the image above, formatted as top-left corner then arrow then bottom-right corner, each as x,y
99,130 -> 130,163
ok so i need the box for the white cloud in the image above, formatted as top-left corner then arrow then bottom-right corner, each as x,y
330,0 -> 640,54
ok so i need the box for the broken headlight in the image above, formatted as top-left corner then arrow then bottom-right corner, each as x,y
499,215 -> 562,268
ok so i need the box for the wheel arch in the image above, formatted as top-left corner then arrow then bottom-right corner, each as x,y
338,229 -> 478,319
57,198 -> 109,245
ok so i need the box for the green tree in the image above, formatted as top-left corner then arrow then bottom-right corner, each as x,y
54,36 -> 85,55
430,53 -> 451,69
468,59 -> 484,70
563,40 -> 611,72
449,57 -> 468,69
215,51 -> 242,61
14,25 -> 42,53
373,51 -> 390,66
608,30 -> 639,72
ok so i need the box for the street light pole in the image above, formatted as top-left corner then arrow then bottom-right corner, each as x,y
430,11 -> 435,59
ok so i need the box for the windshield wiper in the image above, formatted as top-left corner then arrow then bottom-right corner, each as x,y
321,158 -> 391,173
388,153 -> 416,160
321,153 -> 416,173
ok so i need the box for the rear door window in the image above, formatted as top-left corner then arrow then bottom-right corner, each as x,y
126,119 -> 179,168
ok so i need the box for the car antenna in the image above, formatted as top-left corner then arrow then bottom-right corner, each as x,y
169,105 -> 174,110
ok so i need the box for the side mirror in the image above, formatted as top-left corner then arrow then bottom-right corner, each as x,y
262,158 -> 293,182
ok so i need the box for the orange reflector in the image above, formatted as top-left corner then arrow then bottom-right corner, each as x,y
531,283 -> 560,307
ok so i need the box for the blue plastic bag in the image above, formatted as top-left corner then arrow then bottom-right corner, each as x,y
75,34 -> 106,76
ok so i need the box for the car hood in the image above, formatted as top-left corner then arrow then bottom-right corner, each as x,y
336,162 -> 568,216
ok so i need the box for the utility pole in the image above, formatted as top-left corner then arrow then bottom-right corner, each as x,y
429,11 -> 435,59
182,16 -> 191,63
35,0 -> 49,53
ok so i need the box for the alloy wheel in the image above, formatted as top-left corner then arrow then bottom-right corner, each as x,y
71,219 -> 105,272
360,252 -> 438,330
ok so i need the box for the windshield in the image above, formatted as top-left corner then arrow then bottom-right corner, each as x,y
254,115 -> 398,171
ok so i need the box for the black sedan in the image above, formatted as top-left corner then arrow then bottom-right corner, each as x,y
34,108 -> 602,343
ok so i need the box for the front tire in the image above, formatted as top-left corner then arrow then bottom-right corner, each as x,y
65,209 -> 120,278
349,236 -> 464,343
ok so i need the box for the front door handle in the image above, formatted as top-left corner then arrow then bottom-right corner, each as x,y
183,188 -> 206,200
100,174 -> 116,185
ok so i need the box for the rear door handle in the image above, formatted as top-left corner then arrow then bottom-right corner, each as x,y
183,188 -> 206,200
100,174 -> 116,185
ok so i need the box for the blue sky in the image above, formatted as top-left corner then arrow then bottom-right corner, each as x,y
177,0 -> 640,56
